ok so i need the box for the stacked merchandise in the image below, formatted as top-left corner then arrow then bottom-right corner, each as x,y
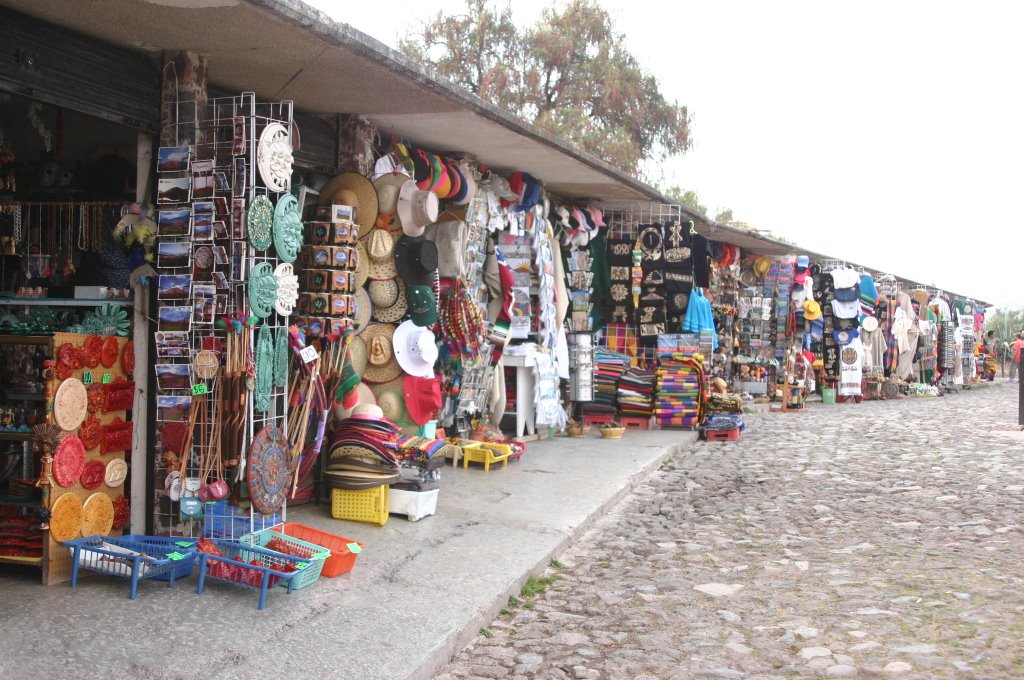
392,435 -> 455,492
606,238 -> 634,324
703,385 -> 745,433
616,367 -> 656,419
585,348 -> 629,416
297,201 -> 361,338
324,405 -> 401,490
0,508 -> 43,560
654,335 -> 705,429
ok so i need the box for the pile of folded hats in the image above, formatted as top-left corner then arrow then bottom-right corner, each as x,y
617,366 -> 655,418
324,404 -> 401,490
391,435 -> 456,492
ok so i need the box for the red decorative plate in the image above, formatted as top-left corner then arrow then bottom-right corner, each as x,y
80,417 -> 102,451
101,336 -> 119,368
84,335 -> 103,369
103,380 -> 134,412
72,346 -> 87,370
246,426 -> 290,515
87,383 -> 105,414
56,363 -> 74,381
58,342 -> 75,366
80,460 -> 105,490
100,418 -> 132,454
122,340 -> 135,375
112,495 -> 129,530
53,435 -> 86,488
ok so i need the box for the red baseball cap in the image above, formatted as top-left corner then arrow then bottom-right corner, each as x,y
403,374 -> 442,426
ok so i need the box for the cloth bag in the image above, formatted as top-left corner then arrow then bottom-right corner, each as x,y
422,220 -> 468,279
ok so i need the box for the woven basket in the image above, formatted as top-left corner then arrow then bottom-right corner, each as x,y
566,425 -> 588,438
599,426 -> 625,439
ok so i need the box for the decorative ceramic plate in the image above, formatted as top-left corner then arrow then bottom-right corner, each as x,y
79,416 -> 102,451
248,262 -> 278,319
274,326 -> 289,388
49,493 -> 83,542
273,263 -> 298,316
256,122 -> 293,193
193,350 -> 220,380
53,435 -> 86,488
194,245 -> 214,271
101,336 -> 119,368
122,340 -> 135,375
54,378 -> 88,432
112,495 -> 129,530
81,492 -> 114,537
272,194 -> 303,263
104,459 -> 127,488
254,323 -> 274,413
84,335 -> 103,369
246,425 -> 290,515
247,195 -> 274,250
80,459 -> 106,490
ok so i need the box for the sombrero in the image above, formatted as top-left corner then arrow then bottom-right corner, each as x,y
347,334 -> 368,378
368,277 -> 400,309
352,288 -> 372,335
803,299 -> 822,321
361,323 -> 402,384
318,172 -> 378,233
374,172 -> 410,215
367,229 -> 397,280
354,241 -> 370,289
370,377 -> 407,425
753,256 -> 771,278
372,279 -> 407,323
335,381 -> 376,420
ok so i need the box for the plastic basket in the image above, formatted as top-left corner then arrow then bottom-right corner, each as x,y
241,529 -> 329,590
195,539 -> 312,610
202,500 -> 281,539
704,427 -> 740,442
331,486 -> 389,526
280,523 -> 364,577
64,535 -> 198,600
389,488 -> 439,522
461,442 -> 511,471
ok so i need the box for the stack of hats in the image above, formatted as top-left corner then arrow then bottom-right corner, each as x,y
392,435 -> 456,492
324,404 -> 401,490
617,366 -> 656,418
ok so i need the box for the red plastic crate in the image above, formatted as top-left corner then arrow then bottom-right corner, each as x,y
703,427 -> 740,442
620,416 -> 651,430
583,414 -> 614,428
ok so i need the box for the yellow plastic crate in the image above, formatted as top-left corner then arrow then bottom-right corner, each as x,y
462,442 -> 511,471
331,486 -> 389,526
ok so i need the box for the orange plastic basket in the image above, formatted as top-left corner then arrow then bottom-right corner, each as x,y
280,522 -> 364,578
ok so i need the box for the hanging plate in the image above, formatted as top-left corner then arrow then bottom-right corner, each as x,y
84,335 -> 103,369
247,195 -> 274,251
273,263 -> 298,316
193,350 -> 220,380
54,378 -> 88,432
80,459 -> 106,490
274,326 -> 289,388
53,435 -> 86,488
248,262 -> 278,319
81,492 -> 114,538
104,459 -> 128,488
100,336 -> 119,368
256,122 -> 293,193
272,193 -> 303,263
79,416 -> 102,451
246,425 -> 290,515
122,340 -> 135,375
254,323 -> 275,412
49,493 -> 83,543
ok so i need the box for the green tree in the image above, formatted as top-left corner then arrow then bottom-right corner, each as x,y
400,0 -> 691,177
714,208 -> 734,223
661,185 -> 706,216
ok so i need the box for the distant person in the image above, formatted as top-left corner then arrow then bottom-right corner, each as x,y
1011,332 -> 1023,383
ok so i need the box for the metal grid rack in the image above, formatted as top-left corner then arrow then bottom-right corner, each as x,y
601,201 -> 687,241
153,93 -> 292,539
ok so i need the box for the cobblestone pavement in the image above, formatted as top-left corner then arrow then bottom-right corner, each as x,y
437,384 -> 1024,679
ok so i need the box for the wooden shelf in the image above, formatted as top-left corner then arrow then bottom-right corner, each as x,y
0,432 -> 34,442
0,554 -> 42,565
0,334 -> 51,345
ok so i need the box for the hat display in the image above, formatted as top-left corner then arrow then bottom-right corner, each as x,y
443,158 -> 464,201
753,256 -> 771,278
803,300 -> 822,320
830,267 -> 860,290
371,278 -> 408,324
362,323 -> 403,384
395,235 -> 439,286
367,228 -> 398,280
370,377 -> 407,424
319,172 -> 379,233
834,284 -> 860,302
352,288 -> 373,334
404,374 -> 442,426
373,172 -> 409,215
453,160 -> 477,206
393,319 -> 438,378
406,284 -> 437,327
368,277 -> 400,308
347,334 -> 368,377
336,382 -> 376,420
397,180 -> 439,237
354,241 -> 370,288
796,255 -> 810,269
487,173 -> 519,201
352,402 -> 385,419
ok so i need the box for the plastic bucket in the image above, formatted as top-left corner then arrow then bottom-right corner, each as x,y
821,387 -> 836,405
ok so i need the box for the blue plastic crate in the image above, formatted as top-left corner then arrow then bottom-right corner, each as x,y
195,539 -> 312,610
201,500 -> 281,539
63,535 -> 198,600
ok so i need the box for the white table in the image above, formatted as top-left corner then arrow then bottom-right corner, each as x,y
502,353 -> 536,438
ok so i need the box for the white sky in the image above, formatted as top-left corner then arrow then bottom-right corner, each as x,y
304,0 -> 1024,309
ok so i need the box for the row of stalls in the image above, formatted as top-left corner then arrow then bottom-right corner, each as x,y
0,1 -> 991,594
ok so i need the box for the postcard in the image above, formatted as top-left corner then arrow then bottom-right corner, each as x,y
192,200 -> 214,214
157,145 -> 190,173
232,156 -> 246,198
158,305 -> 192,332
214,196 -> 228,216
193,174 -> 215,200
157,274 -> 192,301
191,159 -> 214,176
193,245 -> 214,279
231,115 -> 246,156
231,198 -> 246,240
158,209 -> 191,237
157,395 -> 192,422
213,220 -> 228,239
157,177 -> 191,205
155,363 -> 192,392
157,240 -> 191,269
193,212 -> 214,241
212,271 -> 228,290
212,246 -> 228,265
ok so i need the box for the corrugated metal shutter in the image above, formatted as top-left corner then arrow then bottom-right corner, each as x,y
0,7 -> 159,132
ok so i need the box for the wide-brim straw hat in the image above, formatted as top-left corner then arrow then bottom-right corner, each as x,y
372,279 -> 407,323
354,241 -> 370,289
368,277 -> 400,308
374,172 -> 409,215
361,322 -> 402,384
353,288 -> 372,335
370,377 -> 407,425
318,172 -> 378,232
335,381 -> 376,420
367,229 -> 398,280
347,334 -> 368,378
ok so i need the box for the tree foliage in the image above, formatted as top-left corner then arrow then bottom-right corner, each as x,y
399,0 -> 691,177
661,185 -> 706,217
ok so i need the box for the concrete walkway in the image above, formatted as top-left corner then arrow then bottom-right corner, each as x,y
0,428 -> 695,680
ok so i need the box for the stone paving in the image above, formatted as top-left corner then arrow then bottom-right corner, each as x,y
437,384 -> 1024,679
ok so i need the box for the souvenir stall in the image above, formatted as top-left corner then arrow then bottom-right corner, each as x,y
0,93 -> 145,583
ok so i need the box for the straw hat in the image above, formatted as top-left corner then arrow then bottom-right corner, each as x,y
368,277 -> 400,308
347,334 -> 368,377
318,172 -> 378,232
370,377 -> 407,424
367,229 -> 398,280
803,299 -> 822,321
374,172 -> 409,215
354,241 -> 370,289
361,323 -> 402,384
335,381 -> 376,420
372,278 -> 407,323
352,288 -> 372,335
753,256 -> 772,278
